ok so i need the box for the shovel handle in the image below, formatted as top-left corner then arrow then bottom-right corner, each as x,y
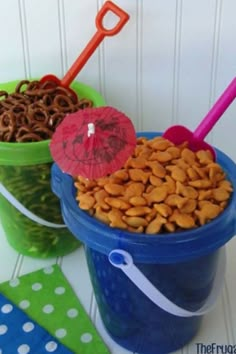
61,1 -> 129,87
194,77 -> 236,140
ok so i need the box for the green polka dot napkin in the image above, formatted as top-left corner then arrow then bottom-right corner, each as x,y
0,265 -> 110,354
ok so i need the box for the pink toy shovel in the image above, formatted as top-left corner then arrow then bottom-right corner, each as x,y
163,77 -> 236,160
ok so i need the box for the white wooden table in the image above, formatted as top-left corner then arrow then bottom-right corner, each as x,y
0,220 -> 236,354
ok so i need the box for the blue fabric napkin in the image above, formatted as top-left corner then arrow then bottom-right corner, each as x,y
0,292 -> 73,354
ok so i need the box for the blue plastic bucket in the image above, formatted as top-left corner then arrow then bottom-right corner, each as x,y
51,132 -> 236,354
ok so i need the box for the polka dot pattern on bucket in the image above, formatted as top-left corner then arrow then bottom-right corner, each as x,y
0,265 -> 109,354
0,293 -> 72,353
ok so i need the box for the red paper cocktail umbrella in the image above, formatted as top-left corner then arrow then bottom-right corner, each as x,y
50,106 -> 136,179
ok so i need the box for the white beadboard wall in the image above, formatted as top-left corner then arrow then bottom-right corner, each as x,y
0,0 -> 236,159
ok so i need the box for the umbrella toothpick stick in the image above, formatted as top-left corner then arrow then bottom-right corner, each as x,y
88,123 -> 95,137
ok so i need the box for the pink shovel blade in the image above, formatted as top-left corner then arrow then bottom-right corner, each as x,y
163,77 -> 236,160
163,125 -> 216,158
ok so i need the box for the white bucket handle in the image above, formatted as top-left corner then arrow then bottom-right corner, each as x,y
0,182 -> 66,229
108,248 -> 225,317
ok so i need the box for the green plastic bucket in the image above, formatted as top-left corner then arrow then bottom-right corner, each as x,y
0,79 -> 105,258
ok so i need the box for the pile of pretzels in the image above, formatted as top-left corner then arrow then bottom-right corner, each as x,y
0,80 -> 93,142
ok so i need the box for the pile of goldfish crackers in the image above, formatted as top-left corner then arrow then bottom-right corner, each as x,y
74,136 -> 233,234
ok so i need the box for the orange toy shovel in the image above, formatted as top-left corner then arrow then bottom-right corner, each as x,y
40,1 -> 129,95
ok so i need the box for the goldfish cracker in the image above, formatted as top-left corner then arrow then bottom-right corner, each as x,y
169,165 -> 187,183
168,209 -> 180,223
181,148 -> 196,164
188,179 -> 212,189
104,183 -> 125,196
105,197 -> 131,210
94,186 -> 101,192
77,176 -> 97,190
187,167 -> 199,181
208,163 -> 224,182
169,209 -> 195,229
77,193 -> 95,210
172,158 -> 190,171
148,152 -> 162,161
179,199 -> 197,214
212,187 -> 231,202
145,185 -> 155,193
165,194 -> 188,209
112,169 -> 129,181
198,200 -> 212,208
118,195 -> 130,205
127,226 -> 145,233
218,180 -> 233,192
207,162 -> 223,171
123,182 -> 145,198
95,206 -> 110,225
212,172 -> 226,185
108,208 -> 128,229
196,150 -> 214,164
195,202 -> 222,225
137,136 -> 148,145
154,203 -> 172,218
176,141 -> 189,151
192,165 -> 207,179
123,156 -> 132,169
129,196 -> 147,206
198,189 -> 212,201
220,201 -> 228,209
146,136 -> 165,147
151,151 -> 172,163
145,208 -> 157,223
163,175 -> 176,194
94,189 -> 110,210
97,176 -> 122,187
125,206 -> 152,217
122,216 -> 148,228
175,213 -> 196,229
151,138 -> 173,151
143,186 -> 168,205
145,214 -> 167,234
140,148 -> 153,159
166,146 -> 181,159
176,181 -> 198,199
146,160 -> 166,178
74,181 -> 88,193
164,222 -> 176,233
135,146 -> 153,159
129,156 -> 147,169
149,175 -> 163,187
129,169 -> 151,184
